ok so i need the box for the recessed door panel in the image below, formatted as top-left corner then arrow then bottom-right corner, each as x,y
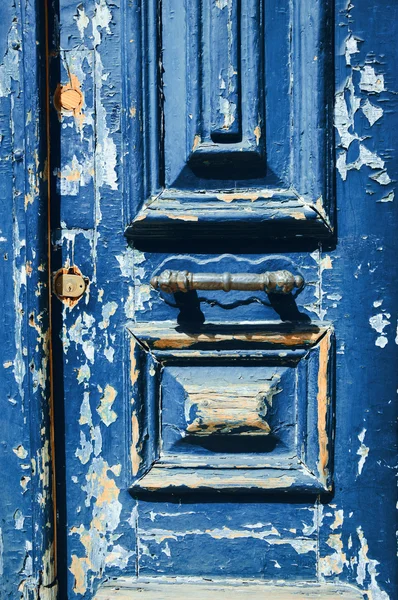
127,322 -> 333,493
126,0 -> 334,241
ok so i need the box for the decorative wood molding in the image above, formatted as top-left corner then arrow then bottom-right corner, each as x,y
125,0 -> 334,242
127,321 -> 334,494
94,578 -> 363,599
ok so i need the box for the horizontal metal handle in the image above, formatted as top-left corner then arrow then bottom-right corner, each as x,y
150,269 -> 304,295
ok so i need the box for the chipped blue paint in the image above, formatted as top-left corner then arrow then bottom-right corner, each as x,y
1,0 -> 396,598
50,0 -> 397,597
0,0 -> 55,598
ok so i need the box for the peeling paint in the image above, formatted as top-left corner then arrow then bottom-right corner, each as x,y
359,66 -> 385,94
356,527 -> 389,599
69,457 -> 123,595
74,5 -> 89,39
97,384 -> 118,426
369,312 -> 391,348
0,19 -> 20,98
99,301 -> 118,329
362,99 -> 383,126
356,429 -> 369,476
320,534 -> 348,576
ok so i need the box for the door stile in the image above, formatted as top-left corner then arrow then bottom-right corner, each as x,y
0,0 -> 57,597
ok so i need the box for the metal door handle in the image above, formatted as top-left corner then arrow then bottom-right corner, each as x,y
150,269 -> 304,295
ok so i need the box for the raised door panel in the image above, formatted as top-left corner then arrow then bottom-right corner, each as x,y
128,322 -> 334,494
126,0 -> 334,241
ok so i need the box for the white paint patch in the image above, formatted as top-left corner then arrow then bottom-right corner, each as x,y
13,445 -> 28,459
335,84 -> 360,149
375,335 -> 388,348
94,51 -> 118,195
99,301 -> 118,329
219,97 -> 236,130
353,144 -> 384,171
335,47 -> 391,197
116,247 -> 135,279
12,220 -> 27,403
369,312 -> 390,334
92,425 -> 102,456
124,286 -> 135,319
104,346 -> 115,363
161,542 -> 171,557
370,170 -> 391,186
378,191 -> 394,203
135,284 -> 151,312
330,510 -> 344,531
96,384 -> 117,426
326,293 -> 342,301
14,510 -> 25,530
76,431 -> 93,465
75,6 -> 90,38
361,99 -> 383,126
357,429 -> 369,476
271,560 -> 281,569
77,363 -> 91,385
56,155 -> 94,196
320,533 -> 348,576
339,143 -> 385,180
79,392 -> 93,426
105,544 -> 135,569
92,0 -> 112,48
356,527 -> 389,599
66,312 -> 96,364
344,34 -> 361,65
359,65 -> 385,94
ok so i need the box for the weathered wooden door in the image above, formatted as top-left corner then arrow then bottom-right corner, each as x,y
1,0 -> 396,598
49,0 -> 397,598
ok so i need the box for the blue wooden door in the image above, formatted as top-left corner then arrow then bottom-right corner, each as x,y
2,0 -> 395,598
49,0 -> 396,598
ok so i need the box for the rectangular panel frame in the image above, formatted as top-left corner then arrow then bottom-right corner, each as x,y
125,0 -> 334,242
127,321 -> 334,494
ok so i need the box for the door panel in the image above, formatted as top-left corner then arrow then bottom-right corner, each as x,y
126,0 -> 334,241
48,0 -> 397,599
128,321 -> 333,493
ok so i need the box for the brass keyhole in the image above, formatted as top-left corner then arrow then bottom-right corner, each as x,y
53,270 -> 87,303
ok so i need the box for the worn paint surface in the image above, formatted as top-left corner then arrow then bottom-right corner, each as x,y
0,0 -> 56,598
1,0 -> 396,598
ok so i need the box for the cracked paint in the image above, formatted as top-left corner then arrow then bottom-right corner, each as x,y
356,429 -> 369,476
0,19 -> 20,97
69,457 -> 123,595
97,384 -> 118,426
1,0 -> 391,597
335,34 -> 393,203
369,312 -> 391,348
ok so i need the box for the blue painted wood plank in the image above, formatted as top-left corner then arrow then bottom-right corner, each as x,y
0,0 -> 55,597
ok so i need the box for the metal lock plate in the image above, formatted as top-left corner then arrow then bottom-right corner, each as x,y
54,273 -> 86,299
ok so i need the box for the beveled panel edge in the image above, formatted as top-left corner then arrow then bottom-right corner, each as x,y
129,465 -> 327,495
94,577 -> 364,599
126,320 -> 330,354
127,322 -> 334,494
127,195 -> 333,242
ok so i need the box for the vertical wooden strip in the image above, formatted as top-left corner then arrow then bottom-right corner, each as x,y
210,0 -> 241,141
0,0 -> 56,596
